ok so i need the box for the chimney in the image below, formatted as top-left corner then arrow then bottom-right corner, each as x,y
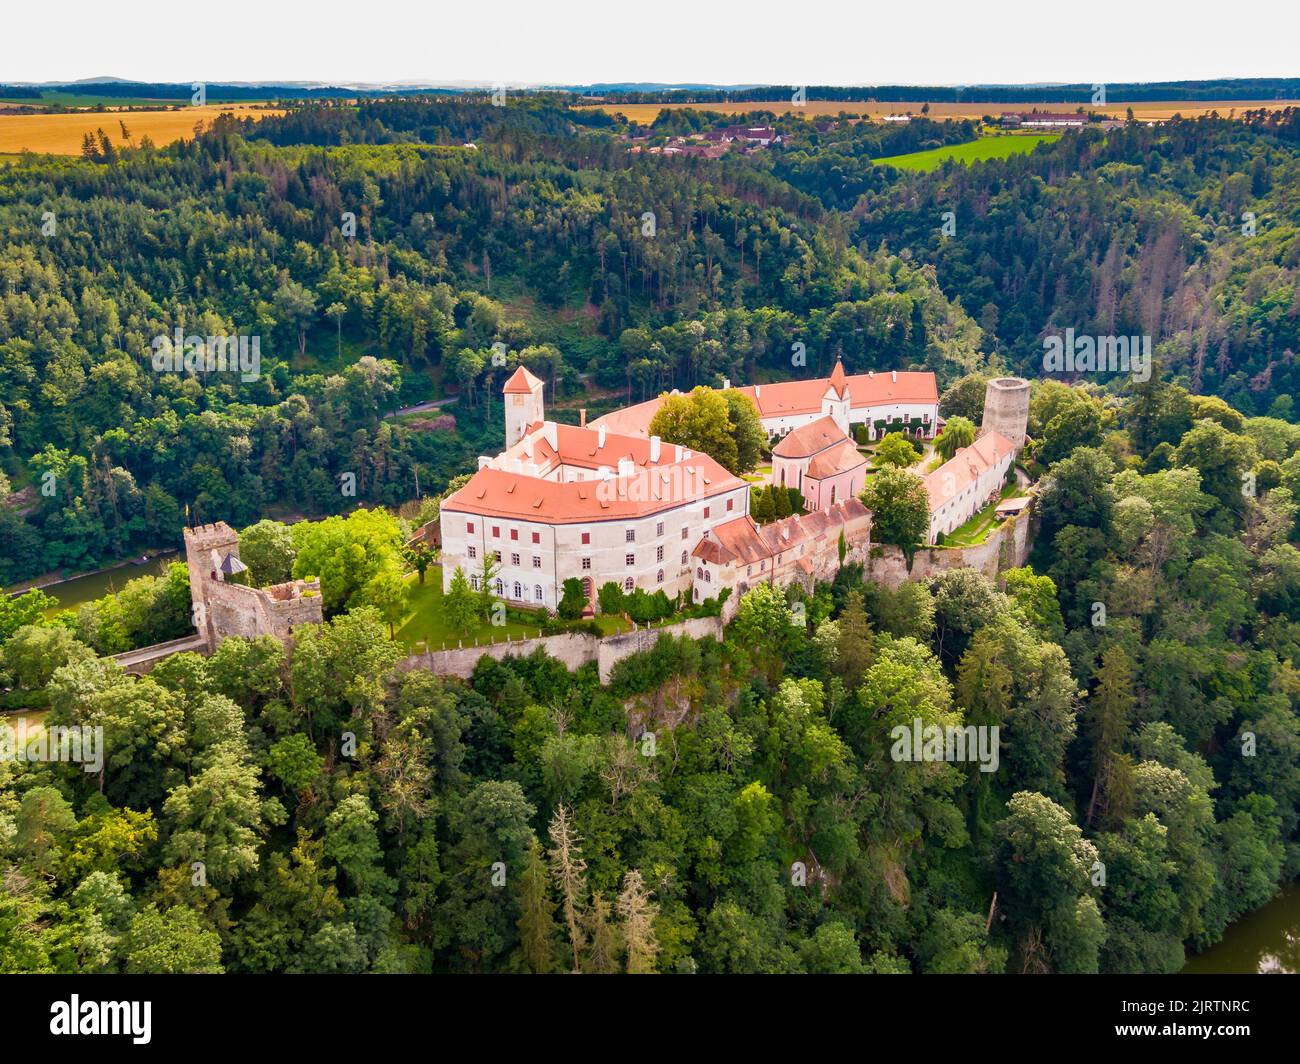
891,370 -> 897,382
755,385 -> 761,398
579,408 -> 587,428
543,421 -> 558,451
868,370 -> 874,378
722,378 -> 731,390
650,435 -> 661,462
597,424 -> 606,449
619,457 -> 634,479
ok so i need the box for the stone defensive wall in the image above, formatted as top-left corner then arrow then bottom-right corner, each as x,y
394,615 -> 725,684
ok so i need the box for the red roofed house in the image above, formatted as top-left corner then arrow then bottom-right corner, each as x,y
771,415 -> 868,512
923,431 -> 1016,542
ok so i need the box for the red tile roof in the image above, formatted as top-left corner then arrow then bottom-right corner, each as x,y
923,431 -> 1015,510
444,425 -> 745,524
692,499 -> 870,567
503,365 -> 544,394
829,358 -> 848,397
807,439 -> 868,480
589,369 -> 938,436
772,415 -> 850,459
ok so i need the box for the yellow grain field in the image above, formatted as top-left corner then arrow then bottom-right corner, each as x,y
0,104 -> 283,155
577,99 -> 1300,124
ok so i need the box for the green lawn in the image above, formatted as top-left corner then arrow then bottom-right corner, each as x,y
875,134 -> 1061,172
394,568 -> 631,651
939,484 -> 1022,548
396,571 -> 539,651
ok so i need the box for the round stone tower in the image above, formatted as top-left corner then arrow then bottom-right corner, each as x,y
979,377 -> 1030,451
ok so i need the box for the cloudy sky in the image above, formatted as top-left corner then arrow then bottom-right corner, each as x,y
7,0 -> 1297,86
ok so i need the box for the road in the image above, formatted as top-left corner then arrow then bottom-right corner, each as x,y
384,396 -> 459,419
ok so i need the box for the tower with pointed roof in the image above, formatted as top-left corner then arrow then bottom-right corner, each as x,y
820,359 -> 851,434
503,364 -> 545,448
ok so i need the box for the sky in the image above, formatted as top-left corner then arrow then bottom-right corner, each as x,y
5,0 -> 1298,87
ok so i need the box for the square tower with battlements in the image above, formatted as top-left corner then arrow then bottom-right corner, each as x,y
183,522 -> 322,650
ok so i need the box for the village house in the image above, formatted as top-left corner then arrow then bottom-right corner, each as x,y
1000,111 -> 1090,129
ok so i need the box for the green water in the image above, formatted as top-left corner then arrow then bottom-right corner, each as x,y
28,552 -> 178,617
1183,883 -> 1300,974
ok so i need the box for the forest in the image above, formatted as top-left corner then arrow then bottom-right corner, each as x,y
3,95 -> 1300,973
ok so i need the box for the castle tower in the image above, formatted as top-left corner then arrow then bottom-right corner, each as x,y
183,522 -> 242,647
503,365 -> 545,448
980,377 -> 1030,452
821,359 -> 851,435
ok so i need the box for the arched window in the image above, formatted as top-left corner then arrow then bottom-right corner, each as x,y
624,577 -> 634,592
704,570 -> 711,583
779,468 -> 785,487
534,585 -> 543,602
494,579 -> 504,596
681,551 -> 688,565
830,485 -> 837,505
471,576 -> 480,591
696,567 -> 703,579
513,581 -> 522,600
657,569 -> 664,583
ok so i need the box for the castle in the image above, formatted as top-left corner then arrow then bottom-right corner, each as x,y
439,365 -> 1032,610
183,523 -> 322,649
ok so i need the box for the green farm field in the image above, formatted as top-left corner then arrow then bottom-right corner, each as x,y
874,134 -> 1061,171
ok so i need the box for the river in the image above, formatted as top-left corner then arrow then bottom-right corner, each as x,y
27,552 -> 179,617
1183,882 -> 1300,974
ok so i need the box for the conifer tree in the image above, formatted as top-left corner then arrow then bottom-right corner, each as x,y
517,839 -> 559,974
615,869 -> 659,974
547,805 -> 588,972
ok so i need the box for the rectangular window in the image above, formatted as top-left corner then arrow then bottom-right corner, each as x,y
626,529 -> 636,542
727,498 -> 734,511
492,526 -> 500,538
494,551 -> 502,563
532,556 -> 541,569
467,521 -> 475,534
681,527 -> 689,540
532,532 -> 540,544
511,553 -> 520,567
625,553 -> 635,566
582,558 -> 591,570
656,522 -> 664,537
468,546 -> 477,559
704,506 -> 710,519
581,532 -> 591,545
510,529 -> 518,541
656,546 -> 664,562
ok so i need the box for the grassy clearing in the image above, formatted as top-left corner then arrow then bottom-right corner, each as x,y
395,571 -> 535,651
394,569 -> 632,652
939,484 -> 1021,547
874,134 -> 1060,171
